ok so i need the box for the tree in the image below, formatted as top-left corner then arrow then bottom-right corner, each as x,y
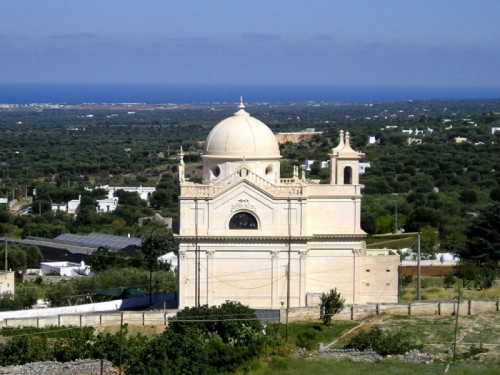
459,203 -> 500,268
141,228 -> 176,305
460,189 -> 478,204
24,245 -> 43,268
89,246 -> 127,272
0,245 -> 27,271
126,302 -> 266,375
490,187 -> 500,202
375,214 -> 393,234
149,189 -> 172,210
406,207 -> 441,232
419,225 -> 439,258
320,288 -> 345,325
455,260 -> 495,289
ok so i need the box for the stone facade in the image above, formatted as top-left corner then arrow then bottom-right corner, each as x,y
176,101 -> 399,309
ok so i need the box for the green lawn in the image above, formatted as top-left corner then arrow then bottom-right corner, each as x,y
254,358 -> 500,375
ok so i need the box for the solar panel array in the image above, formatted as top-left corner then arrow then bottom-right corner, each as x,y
13,237 -> 95,255
55,232 -> 141,251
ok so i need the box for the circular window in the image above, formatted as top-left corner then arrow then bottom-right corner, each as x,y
211,165 -> 221,178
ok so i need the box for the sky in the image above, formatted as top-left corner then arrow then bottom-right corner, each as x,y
1,0 -> 499,87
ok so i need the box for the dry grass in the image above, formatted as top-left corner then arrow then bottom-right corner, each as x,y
401,280 -> 500,301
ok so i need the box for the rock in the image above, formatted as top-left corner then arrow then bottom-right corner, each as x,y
0,360 -> 118,374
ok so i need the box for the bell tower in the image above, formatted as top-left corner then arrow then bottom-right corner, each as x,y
329,130 -> 364,185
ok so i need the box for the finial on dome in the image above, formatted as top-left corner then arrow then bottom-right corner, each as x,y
239,96 -> 245,109
345,131 -> 351,146
178,147 -> 185,182
332,130 -> 345,153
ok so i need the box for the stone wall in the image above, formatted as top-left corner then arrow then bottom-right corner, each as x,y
1,311 -> 176,329
1,299 -> 498,329
285,299 -> 499,323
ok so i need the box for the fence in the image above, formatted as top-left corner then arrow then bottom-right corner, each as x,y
286,299 -> 500,323
0,299 -> 498,329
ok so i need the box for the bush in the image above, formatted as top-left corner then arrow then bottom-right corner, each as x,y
296,329 -> 317,351
443,272 -> 456,289
401,275 -> 413,288
345,327 -> 422,356
320,288 -> 345,325
127,301 -> 267,374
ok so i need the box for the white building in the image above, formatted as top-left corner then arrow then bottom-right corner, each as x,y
359,162 -> 371,174
67,196 -> 81,215
96,197 -> 119,212
91,185 -> 156,201
176,101 -> 399,309
40,261 -> 91,277
0,271 -> 15,294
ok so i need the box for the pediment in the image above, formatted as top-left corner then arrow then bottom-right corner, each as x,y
211,181 -> 275,212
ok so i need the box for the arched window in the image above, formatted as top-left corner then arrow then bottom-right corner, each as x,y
229,212 -> 258,230
344,166 -> 352,184
211,165 -> 221,178
265,165 -> 273,177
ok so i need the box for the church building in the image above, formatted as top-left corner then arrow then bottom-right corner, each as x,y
176,100 -> 399,309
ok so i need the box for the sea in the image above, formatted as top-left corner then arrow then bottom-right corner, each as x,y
0,83 -> 499,104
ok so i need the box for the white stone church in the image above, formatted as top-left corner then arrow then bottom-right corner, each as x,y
176,101 -> 399,309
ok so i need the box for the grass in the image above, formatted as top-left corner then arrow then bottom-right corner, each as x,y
400,278 -> 500,301
254,312 -> 500,374
0,325 -> 92,338
276,321 -> 358,349
254,358 -> 500,375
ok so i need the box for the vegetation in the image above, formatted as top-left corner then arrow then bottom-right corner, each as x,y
0,99 -> 499,371
1,100 -> 498,241
345,326 -> 423,355
319,288 -> 345,325
0,302 -> 269,374
255,358 -> 500,375
0,309 -> 499,373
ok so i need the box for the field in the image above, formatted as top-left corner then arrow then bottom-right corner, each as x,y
254,312 -> 500,374
255,358 -> 500,375
399,278 -> 500,301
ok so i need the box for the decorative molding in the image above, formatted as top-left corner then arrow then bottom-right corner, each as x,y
270,251 -> 280,259
231,198 -> 256,212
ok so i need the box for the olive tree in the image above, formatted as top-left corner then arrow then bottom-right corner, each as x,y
320,288 -> 345,325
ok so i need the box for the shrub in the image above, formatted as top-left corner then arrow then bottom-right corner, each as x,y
269,356 -> 289,370
320,288 -> 345,325
345,327 -> 422,356
401,275 -> 413,288
296,329 -> 317,351
443,272 -> 456,289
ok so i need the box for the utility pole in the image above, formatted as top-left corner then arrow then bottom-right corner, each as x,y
194,198 -> 199,307
286,198 -> 291,342
4,236 -> 7,271
394,200 -> 398,233
452,286 -> 462,361
417,233 -> 421,301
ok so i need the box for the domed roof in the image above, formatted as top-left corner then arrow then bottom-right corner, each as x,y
204,101 -> 281,159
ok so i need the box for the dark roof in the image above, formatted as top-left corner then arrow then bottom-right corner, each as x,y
10,233 -> 142,258
54,232 -> 141,252
95,288 -> 147,299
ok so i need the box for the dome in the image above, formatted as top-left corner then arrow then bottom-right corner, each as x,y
204,102 -> 281,160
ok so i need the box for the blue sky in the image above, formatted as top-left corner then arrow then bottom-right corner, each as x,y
1,0 -> 499,86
